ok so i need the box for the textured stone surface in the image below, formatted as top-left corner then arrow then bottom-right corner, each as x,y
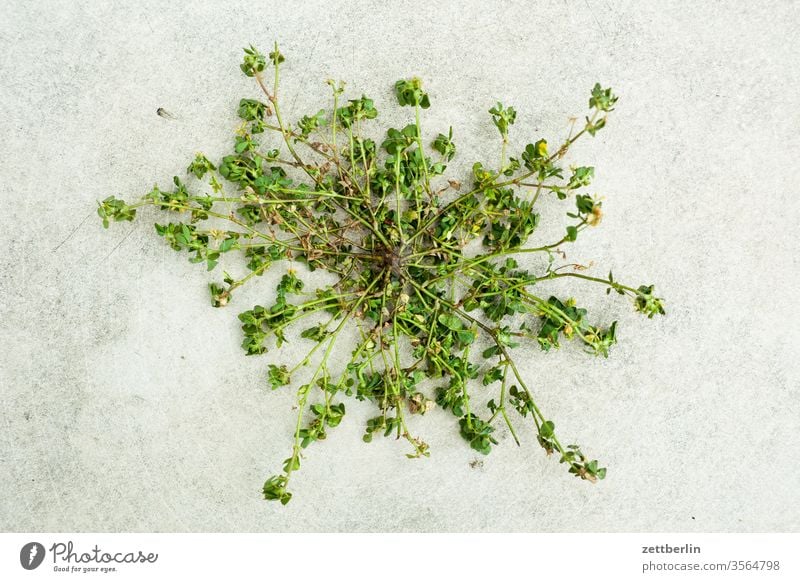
1,1 -> 798,532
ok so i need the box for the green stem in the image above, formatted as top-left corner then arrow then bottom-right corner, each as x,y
283,278 -> 380,485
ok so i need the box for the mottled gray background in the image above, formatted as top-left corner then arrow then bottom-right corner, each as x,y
1,0 -> 798,532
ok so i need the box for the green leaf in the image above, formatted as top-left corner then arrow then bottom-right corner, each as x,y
456,330 -> 475,345
394,77 -> 430,108
262,474 -> 291,504
437,313 -> 463,331
241,45 -> 267,77
634,285 -> 666,318
237,99 -> 267,122
589,83 -> 618,112
488,102 -> 516,138
432,127 -> 456,161
267,364 -> 290,389
565,225 -> 578,241
300,324 -> 329,342
97,196 -> 136,228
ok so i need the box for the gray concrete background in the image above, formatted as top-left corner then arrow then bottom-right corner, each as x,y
1,1 -> 799,532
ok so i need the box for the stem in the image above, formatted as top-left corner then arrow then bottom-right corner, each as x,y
540,272 -> 637,294
283,277 -> 379,485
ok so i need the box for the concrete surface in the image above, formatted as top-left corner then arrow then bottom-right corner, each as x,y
1,1 -> 799,532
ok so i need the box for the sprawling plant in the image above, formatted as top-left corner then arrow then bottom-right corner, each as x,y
99,43 -> 664,504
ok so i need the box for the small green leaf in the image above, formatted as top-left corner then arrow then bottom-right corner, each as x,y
438,313 -> 463,331
267,364 -> 290,389
565,225 -> 578,241
394,77 -> 430,108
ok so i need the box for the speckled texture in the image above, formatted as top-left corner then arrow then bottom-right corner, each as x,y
1,1 -> 799,532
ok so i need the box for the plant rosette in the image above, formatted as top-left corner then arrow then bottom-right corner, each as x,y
99,43 -> 665,504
